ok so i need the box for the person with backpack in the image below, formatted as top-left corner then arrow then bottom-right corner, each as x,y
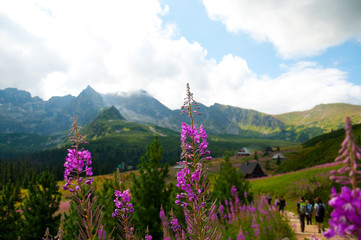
266,194 -> 272,205
297,196 -> 307,232
305,200 -> 313,225
278,196 -> 286,216
314,197 -> 325,233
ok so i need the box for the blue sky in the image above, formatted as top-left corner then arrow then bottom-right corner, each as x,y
161,0 -> 361,83
161,0 -> 284,77
0,0 -> 360,114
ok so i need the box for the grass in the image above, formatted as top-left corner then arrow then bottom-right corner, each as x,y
249,162 -> 342,213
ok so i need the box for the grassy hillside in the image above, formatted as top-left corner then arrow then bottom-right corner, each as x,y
276,122 -> 361,173
250,163 -> 342,215
208,135 -> 298,156
250,164 -> 340,197
206,103 -> 285,134
275,103 -> 361,132
83,119 -> 178,140
81,106 -> 179,140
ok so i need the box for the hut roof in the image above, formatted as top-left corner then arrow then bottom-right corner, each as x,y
272,153 -> 286,159
237,147 -> 251,155
239,161 -> 259,175
239,161 -> 267,178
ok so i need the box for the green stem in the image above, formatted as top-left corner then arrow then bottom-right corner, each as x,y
74,116 -> 94,239
348,138 -> 357,196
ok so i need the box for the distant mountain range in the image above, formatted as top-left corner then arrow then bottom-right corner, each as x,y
1,86 -> 360,145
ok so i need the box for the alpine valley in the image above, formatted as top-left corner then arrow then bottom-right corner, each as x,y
1,86 -> 361,154
1,85 -> 361,182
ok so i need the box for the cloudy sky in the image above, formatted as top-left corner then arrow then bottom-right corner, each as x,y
0,0 -> 360,114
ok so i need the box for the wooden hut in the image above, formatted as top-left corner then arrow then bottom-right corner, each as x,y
239,161 -> 267,179
237,147 -> 251,156
272,153 -> 286,159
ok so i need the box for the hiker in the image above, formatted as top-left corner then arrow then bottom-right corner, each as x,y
278,196 -> 286,215
297,196 -> 307,232
274,196 -> 279,207
266,194 -> 272,205
314,197 -> 325,233
305,200 -> 313,225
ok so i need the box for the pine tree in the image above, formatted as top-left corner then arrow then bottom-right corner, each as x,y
212,152 -> 253,204
20,169 -> 61,240
130,136 -> 172,239
0,182 -> 22,239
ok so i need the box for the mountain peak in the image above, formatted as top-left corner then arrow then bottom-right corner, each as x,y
95,106 -> 125,121
77,85 -> 102,102
81,85 -> 96,94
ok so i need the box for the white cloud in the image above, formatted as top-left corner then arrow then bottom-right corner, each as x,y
202,0 -> 361,58
0,0 -> 212,106
0,0 -> 360,115
0,13 -> 67,95
0,0 -> 171,96
199,58 -> 361,114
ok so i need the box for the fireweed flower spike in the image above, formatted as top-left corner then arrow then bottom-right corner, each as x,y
330,116 -> 361,187
174,83 -> 220,239
112,176 -> 138,240
62,116 -> 94,192
112,189 -> 134,218
324,117 -> 361,239
62,116 -> 110,240
160,208 -> 186,240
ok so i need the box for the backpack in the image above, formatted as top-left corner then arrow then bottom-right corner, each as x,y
307,204 -> 312,214
280,199 -> 285,208
299,202 -> 307,214
318,204 -> 325,217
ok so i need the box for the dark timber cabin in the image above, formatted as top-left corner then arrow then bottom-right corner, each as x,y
239,161 -> 267,179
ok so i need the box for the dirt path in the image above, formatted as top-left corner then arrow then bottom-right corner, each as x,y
285,211 -> 341,240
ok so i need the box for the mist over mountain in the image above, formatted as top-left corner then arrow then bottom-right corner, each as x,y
0,86 -> 359,143
102,89 -> 173,127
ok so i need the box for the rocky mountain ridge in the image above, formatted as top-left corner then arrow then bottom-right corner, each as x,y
0,86 -> 359,142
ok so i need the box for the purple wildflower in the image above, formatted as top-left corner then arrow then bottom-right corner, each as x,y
175,84 -> 220,239
170,218 -> 181,232
325,117 -> 361,239
231,186 -> 238,196
237,229 -> 246,240
62,116 -> 93,192
330,116 -> 361,187
112,189 -> 134,218
180,123 -> 211,161
62,116 -> 105,240
251,218 -> 260,239
145,234 -> 152,240
324,186 -> 361,238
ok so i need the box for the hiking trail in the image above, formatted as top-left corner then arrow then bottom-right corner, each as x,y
285,211 -> 341,240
